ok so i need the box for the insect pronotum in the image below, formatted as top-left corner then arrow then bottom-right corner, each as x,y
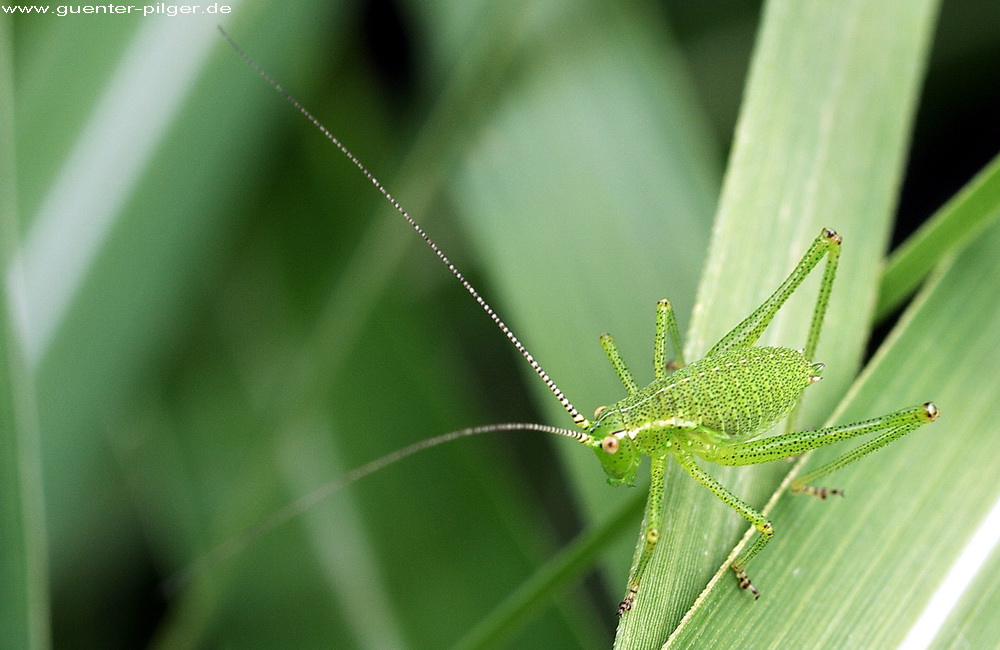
201,27 -> 939,617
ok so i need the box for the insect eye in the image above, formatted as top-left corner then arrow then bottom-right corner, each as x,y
601,435 -> 619,454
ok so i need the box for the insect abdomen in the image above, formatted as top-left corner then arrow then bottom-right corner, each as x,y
620,346 -> 813,440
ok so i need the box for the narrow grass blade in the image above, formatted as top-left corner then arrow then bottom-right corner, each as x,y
876,151 -> 1000,321
0,16 -> 50,650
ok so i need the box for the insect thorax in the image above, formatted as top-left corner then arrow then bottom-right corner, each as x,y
609,346 -> 814,445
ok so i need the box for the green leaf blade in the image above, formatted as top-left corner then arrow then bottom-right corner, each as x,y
877,151 -> 1000,321
0,16 -> 50,650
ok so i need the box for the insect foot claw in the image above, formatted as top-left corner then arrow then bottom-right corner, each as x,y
733,566 -> 760,599
617,585 -> 639,617
793,484 -> 845,500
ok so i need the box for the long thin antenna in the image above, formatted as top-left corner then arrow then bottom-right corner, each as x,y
166,422 -> 594,593
218,26 -> 591,430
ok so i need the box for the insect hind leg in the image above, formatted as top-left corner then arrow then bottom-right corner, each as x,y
790,402 -> 939,496
707,228 -> 841,362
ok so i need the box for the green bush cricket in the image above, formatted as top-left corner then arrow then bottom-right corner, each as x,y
211,27 -> 939,616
